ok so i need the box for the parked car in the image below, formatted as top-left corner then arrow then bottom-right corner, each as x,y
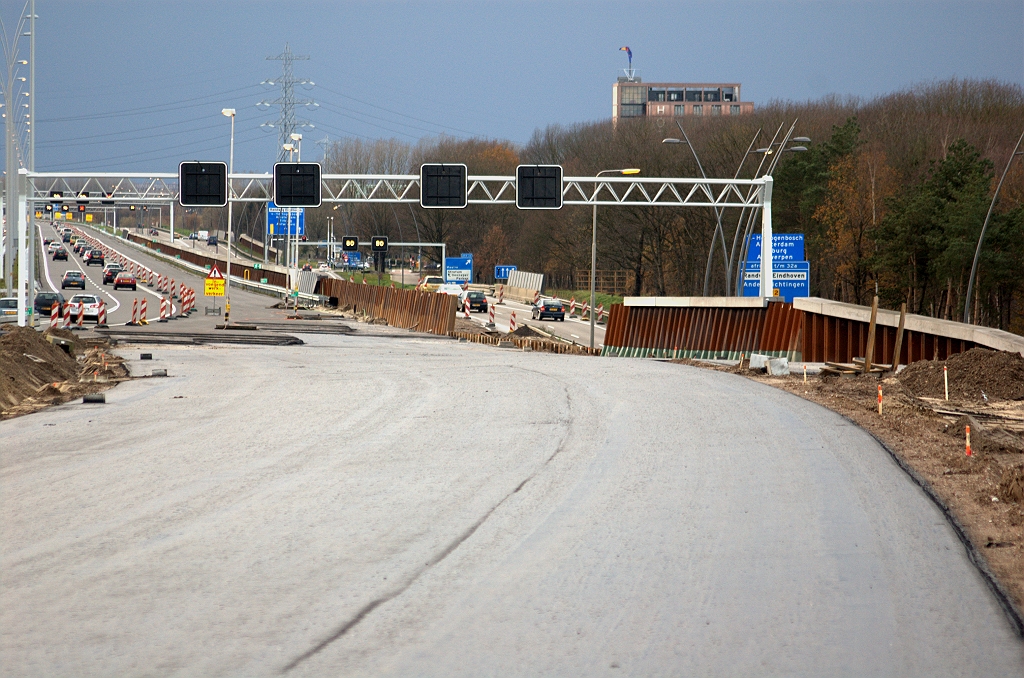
52,247 -> 68,261
102,264 -> 123,284
61,270 -> 86,290
112,271 -> 137,291
34,292 -> 65,317
66,294 -> 101,322
85,249 -> 105,266
458,290 -> 488,312
0,296 -> 16,318
532,298 -> 566,321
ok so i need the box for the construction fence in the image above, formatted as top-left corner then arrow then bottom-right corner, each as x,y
316,278 -> 456,335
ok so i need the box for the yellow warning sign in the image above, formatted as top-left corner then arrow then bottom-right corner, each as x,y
205,264 -> 225,296
85,214 -> 93,222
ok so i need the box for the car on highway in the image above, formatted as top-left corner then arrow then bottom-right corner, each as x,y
73,241 -> 88,255
34,292 -> 65,317
318,263 -> 331,273
532,298 -> 566,321
207,235 -> 218,246
85,249 -> 105,266
61,270 -> 86,290
419,275 -> 445,292
112,271 -> 137,291
66,294 -> 101,322
0,297 -> 16,319
52,246 -> 68,261
47,241 -> 61,253
435,283 -> 463,299
102,264 -> 123,284
61,231 -> 72,242
458,290 -> 488,313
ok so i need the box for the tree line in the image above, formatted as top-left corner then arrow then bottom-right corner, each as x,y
300,78 -> 1023,333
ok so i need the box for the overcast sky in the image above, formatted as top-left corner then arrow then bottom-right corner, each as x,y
1,0 -> 1020,173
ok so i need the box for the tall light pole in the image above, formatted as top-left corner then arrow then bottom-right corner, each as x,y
289,132 -> 302,272
222,108 -> 235,322
964,129 -> 1024,324
591,168 -> 640,350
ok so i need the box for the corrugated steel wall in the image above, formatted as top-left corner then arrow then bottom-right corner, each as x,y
603,301 -> 976,363
317,278 -> 456,335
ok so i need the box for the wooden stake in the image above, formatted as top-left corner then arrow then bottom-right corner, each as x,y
864,295 -> 878,373
890,302 -> 906,373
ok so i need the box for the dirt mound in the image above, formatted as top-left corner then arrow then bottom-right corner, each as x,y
897,348 -> 1024,402
0,326 -> 128,419
998,466 -> 1024,504
510,325 -> 547,339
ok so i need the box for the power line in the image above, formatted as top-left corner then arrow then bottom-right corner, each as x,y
37,84 -> 261,123
316,84 -> 487,138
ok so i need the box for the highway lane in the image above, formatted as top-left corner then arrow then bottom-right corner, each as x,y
467,295 -> 608,347
1,330 -> 1021,676
37,222 -> 294,328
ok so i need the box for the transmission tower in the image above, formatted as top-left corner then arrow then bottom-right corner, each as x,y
257,44 -> 317,161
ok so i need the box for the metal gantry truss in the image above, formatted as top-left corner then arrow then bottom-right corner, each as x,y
24,172 -> 770,209
8,170 -> 776,327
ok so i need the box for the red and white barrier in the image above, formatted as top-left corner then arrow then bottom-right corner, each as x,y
96,301 -> 108,328
509,311 -> 517,333
533,290 -> 540,305
488,302 -> 495,326
581,301 -> 590,320
170,279 -> 177,299
62,304 -> 71,329
463,297 -> 471,318
76,305 -> 84,329
139,298 -> 149,325
597,303 -> 605,323
497,285 -> 504,304
569,297 -> 576,316
159,297 -> 169,322
128,298 -> 139,326
50,303 -> 59,329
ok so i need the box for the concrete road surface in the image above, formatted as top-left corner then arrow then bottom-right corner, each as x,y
2,330 -> 1021,676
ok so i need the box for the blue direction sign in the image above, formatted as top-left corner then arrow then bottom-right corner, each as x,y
742,260 -> 810,302
445,256 -> 473,284
266,201 -> 305,236
494,264 -> 517,280
746,233 -> 804,263
340,251 -> 362,269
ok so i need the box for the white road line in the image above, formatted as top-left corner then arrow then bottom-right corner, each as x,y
37,224 -> 60,294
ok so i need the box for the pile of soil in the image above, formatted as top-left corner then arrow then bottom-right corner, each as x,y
510,325 -> 548,339
0,326 -> 129,419
898,348 -> 1024,402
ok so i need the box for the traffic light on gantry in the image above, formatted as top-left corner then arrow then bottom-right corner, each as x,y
274,163 -> 322,207
516,165 -> 563,209
179,162 -> 228,207
420,164 -> 467,208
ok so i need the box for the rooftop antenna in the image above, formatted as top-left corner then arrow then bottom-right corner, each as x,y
619,46 -> 635,81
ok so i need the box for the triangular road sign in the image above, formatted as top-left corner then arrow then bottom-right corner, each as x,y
207,265 -> 223,279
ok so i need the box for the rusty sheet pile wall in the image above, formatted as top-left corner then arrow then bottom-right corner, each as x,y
603,302 -> 802,360
126,234 -> 288,288
601,298 -> 1018,363
317,278 -> 456,335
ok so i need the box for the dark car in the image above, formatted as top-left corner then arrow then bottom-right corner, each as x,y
61,270 -> 86,290
61,232 -> 71,242
52,247 -> 68,261
74,241 -> 88,255
85,249 -> 105,266
460,290 -> 488,313
102,264 -> 123,284
34,292 -> 65,316
112,271 -> 137,291
207,235 -> 218,246
532,299 -> 565,321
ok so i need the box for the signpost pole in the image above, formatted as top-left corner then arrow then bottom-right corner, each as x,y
759,177 -> 773,299
224,112 -> 235,323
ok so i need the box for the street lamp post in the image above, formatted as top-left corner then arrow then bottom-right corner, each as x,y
591,168 -> 641,350
964,129 -> 1024,324
222,108 -> 236,322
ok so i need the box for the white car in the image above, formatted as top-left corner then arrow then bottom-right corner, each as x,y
435,283 -> 464,297
0,296 -> 17,318
318,263 -> 331,273
66,294 -> 101,322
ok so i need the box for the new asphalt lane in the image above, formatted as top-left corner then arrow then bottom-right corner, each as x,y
1,326 -> 1022,676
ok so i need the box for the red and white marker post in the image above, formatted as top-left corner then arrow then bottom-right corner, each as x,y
509,311 -> 517,333
966,425 -> 972,456
159,297 -> 169,322
463,296 -> 471,318
139,298 -> 148,325
96,301 -> 108,328
497,285 -> 504,305
62,304 -> 72,329
50,303 -> 59,329
533,290 -> 540,305
76,305 -> 84,329
569,297 -> 576,317
488,301 -> 495,326
128,298 -> 139,326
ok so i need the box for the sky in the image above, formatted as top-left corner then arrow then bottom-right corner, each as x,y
1,0 -> 1021,173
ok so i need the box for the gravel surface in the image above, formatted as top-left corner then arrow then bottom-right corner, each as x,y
2,331 -> 1023,676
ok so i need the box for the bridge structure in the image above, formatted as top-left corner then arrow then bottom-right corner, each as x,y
2,170 -> 776,326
